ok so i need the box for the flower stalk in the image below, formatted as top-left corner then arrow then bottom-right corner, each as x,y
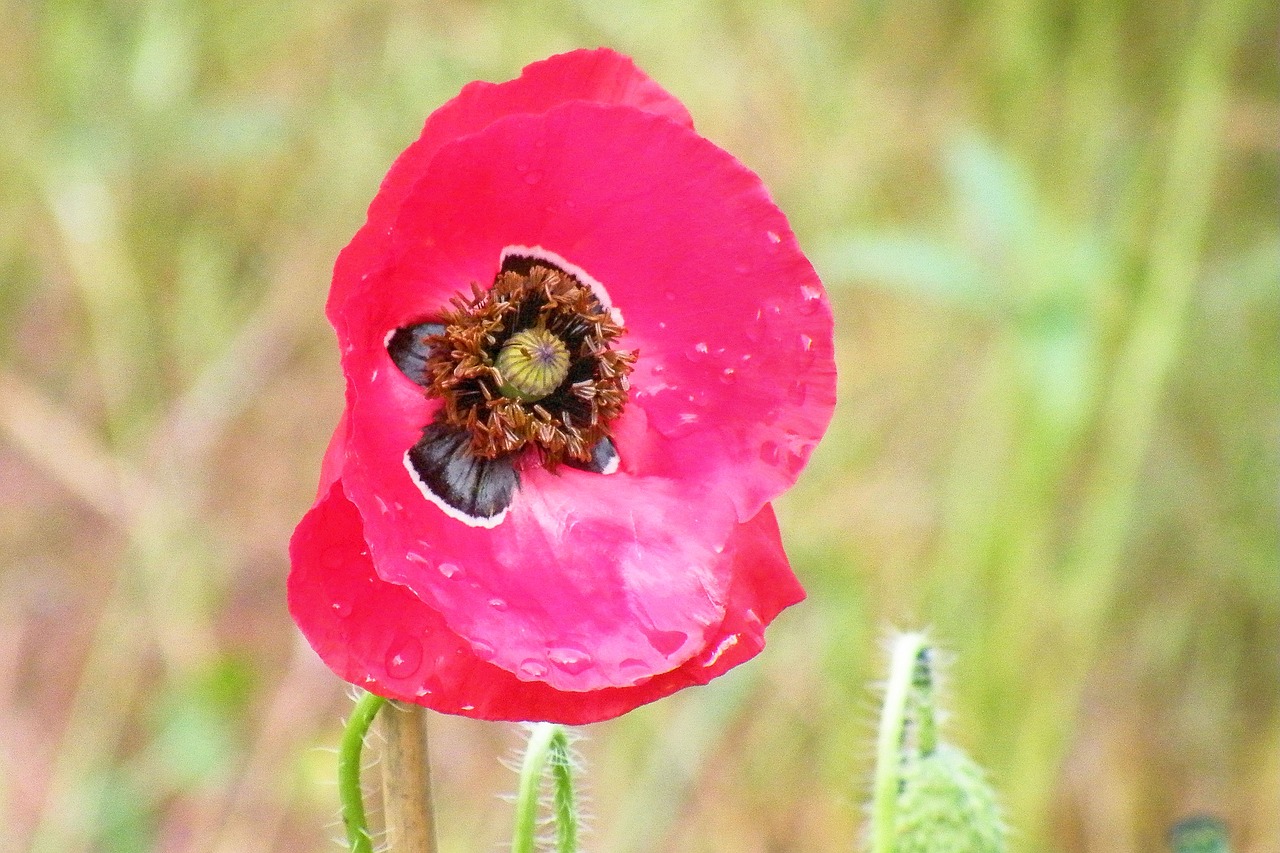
512,723 -> 579,853
338,692 -> 387,853
379,702 -> 439,853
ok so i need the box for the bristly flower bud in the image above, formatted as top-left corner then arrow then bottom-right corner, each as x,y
870,632 -> 1007,853
894,745 -> 1006,853
1169,816 -> 1231,853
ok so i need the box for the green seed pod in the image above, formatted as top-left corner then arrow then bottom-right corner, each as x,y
894,745 -> 1006,853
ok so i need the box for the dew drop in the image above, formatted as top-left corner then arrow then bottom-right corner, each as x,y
487,597 -> 508,611
664,290 -> 677,302
702,633 -> 741,667
414,686 -> 431,697
652,363 -> 665,376
385,636 -> 423,679
518,658 -> 549,679
460,703 -> 475,711
760,441 -> 781,465
646,629 -> 688,657
658,412 -> 700,439
331,599 -> 353,617
548,645 -> 595,675
437,562 -> 461,579
766,230 -> 782,244
406,551 -> 431,567
471,639 -> 497,660
798,285 -> 822,314
515,162 -> 528,173
686,341 -> 709,363
720,367 -> 737,384
619,658 -> 649,672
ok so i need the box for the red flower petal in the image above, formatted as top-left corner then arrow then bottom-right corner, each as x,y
356,101 -> 835,518
329,48 -> 692,336
288,481 -> 801,723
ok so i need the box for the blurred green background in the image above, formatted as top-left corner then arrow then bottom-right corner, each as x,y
1,0 -> 1276,851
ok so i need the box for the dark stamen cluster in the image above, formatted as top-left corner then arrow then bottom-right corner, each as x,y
423,263 -> 635,466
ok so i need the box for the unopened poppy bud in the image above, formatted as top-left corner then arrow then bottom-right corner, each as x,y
495,327 -> 572,402
894,745 -> 1006,853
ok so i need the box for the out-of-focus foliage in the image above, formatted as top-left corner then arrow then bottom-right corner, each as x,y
0,1 -> 1275,852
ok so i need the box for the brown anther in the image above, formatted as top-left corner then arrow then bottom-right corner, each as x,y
421,261 -> 636,466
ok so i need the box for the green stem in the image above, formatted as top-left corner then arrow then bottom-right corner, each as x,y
871,632 -> 931,853
512,723 -> 578,853
339,692 -> 387,853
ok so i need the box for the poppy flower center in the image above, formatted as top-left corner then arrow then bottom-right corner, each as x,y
387,254 -> 635,523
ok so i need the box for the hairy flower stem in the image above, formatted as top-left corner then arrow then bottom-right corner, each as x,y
339,692 -> 387,853
512,723 -> 579,853
379,702 -> 439,853
871,632 -> 932,853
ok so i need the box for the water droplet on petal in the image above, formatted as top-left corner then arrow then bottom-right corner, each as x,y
471,640 -> 496,661
760,441 -> 781,465
487,597 -> 507,611
686,341 -> 709,363
406,552 -> 432,568
720,367 -> 737,384
414,686 -> 432,697
798,285 -> 822,314
519,659 -> 549,679
385,636 -> 423,679
548,646 -> 595,675
438,562 -> 461,579
646,629 -> 688,657
331,599 -> 353,617
702,634 -> 741,667
460,703 -> 475,711
619,658 -> 649,672
664,290 -> 677,301
766,230 -> 782,244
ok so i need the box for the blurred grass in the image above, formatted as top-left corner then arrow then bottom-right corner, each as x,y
0,1 -> 1276,852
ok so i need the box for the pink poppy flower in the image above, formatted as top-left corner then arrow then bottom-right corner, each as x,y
288,48 -> 836,724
